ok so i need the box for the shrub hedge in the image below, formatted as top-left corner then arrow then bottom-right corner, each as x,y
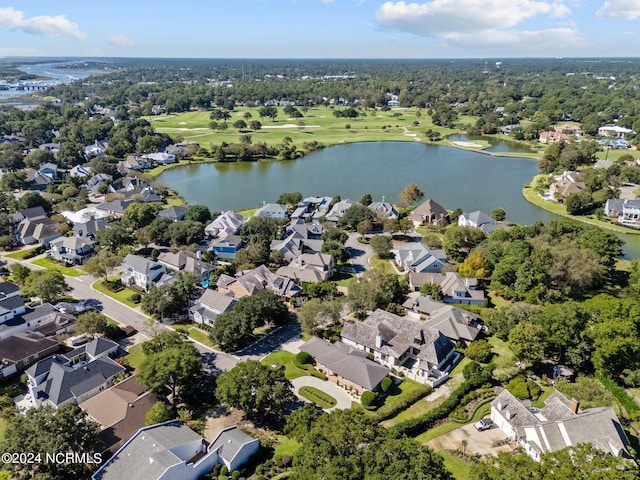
393,368 -> 492,436
596,371 -> 640,420
374,384 -> 432,422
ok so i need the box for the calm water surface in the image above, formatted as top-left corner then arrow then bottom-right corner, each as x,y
159,141 -> 640,258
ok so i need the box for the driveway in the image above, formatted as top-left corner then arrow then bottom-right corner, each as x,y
345,232 -> 373,275
426,423 -> 513,457
291,376 -> 353,411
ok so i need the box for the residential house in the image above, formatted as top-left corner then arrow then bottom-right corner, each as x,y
217,264 -> 301,299
491,389 -> 630,462
73,218 -> 111,240
393,243 -> 448,273
291,196 -> 333,220
369,199 -> 398,220
25,168 -> 54,191
80,375 -> 158,453
325,199 -> 356,222
156,250 -> 213,287
96,199 -> 134,218
26,337 -> 123,409
255,202 -> 288,218
275,220 -> 324,254
142,152 -> 176,165
549,180 -> 586,199
341,309 -> 460,387
189,289 -> 236,327
117,155 -> 152,175
598,125 -> 635,138
49,236 -> 94,265
0,300 -> 77,341
459,210 -> 505,235
69,164 -> 91,178
92,421 -> 258,480
276,252 -> 335,283
408,271 -> 485,305
408,198 -> 449,227
120,254 -> 168,292
39,142 -> 61,157
38,162 -> 58,180
108,177 -> 149,194
211,235 -> 244,260
605,198 -> 640,226
84,140 -> 108,159
85,173 -> 113,195
13,216 -> 60,245
403,296 -> 483,345
11,206 -> 48,224
0,330 -> 59,380
205,210 -> 246,238
270,233 -> 304,263
157,205 -> 188,222
539,131 -> 569,144
300,337 -> 389,394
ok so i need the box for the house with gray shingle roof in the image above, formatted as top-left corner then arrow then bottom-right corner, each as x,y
408,271 -> 485,305
393,243 -> 448,273
205,210 -> 246,238
491,389 -> 630,462
92,421 -> 258,480
26,337 -> 123,408
120,254 -> 168,292
157,205 -> 188,222
49,235 -> 95,265
217,264 -> 301,299
369,199 -> 398,220
341,309 -> 459,387
189,289 -> 236,327
300,337 -> 389,394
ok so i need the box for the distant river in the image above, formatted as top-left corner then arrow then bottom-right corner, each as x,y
158,139 -> 640,259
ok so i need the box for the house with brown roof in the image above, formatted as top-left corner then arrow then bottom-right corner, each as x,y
408,271 -> 485,305
491,389 -> 630,462
276,252 -> 335,283
0,330 -> 59,380
80,375 -> 158,453
408,198 -> 449,227
341,309 -> 460,387
216,264 -> 301,299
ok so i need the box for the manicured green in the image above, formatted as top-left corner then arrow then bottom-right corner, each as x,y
487,336 -> 515,363
531,387 -> 554,408
273,434 -> 302,458
236,206 -> 260,218
262,350 -> 325,380
31,258 -> 84,276
126,344 -> 146,369
332,271 -> 355,287
375,379 -> 432,422
187,327 -> 213,346
162,194 -> 186,207
298,386 -> 337,409
369,254 -> 397,275
144,107 -> 458,154
415,420 -> 463,443
440,451 -> 473,480
92,279 -> 144,309
4,247 -> 42,259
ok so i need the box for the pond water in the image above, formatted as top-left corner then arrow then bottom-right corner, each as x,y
158,140 -> 640,259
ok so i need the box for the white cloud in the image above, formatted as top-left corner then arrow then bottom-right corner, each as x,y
108,33 -> 137,48
443,27 -> 587,53
375,0 -> 571,36
0,47 -> 41,57
596,0 -> 640,19
0,7 -> 86,40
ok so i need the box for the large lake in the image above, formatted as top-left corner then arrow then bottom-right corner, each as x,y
158,140 -> 640,259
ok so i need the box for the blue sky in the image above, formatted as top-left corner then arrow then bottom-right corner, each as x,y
1,1 -> 640,58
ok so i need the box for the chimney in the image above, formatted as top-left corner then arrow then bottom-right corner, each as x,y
375,334 -> 382,348
569,397 -> 580,414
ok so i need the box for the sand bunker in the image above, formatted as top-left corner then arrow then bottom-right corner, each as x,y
452,141 -> 482,148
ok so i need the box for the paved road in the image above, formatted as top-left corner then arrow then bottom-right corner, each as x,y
345,232 -> 373,275
234,320 -> 301,360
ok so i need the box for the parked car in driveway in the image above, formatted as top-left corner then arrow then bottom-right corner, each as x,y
474,418 -> 494,431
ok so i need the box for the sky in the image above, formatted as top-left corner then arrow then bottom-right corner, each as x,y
1,1 -> 640,59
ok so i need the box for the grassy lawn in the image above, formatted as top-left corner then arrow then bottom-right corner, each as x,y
0,416 -> 6,443
369,254 -> 397,275
487,336 -> 515,363
162,193 -> 186,208
440,451 -> 473,480
449,356 -> 471,378
262,350 -> 324,380
299,386 -> 337,409
4,246 -> 42,259
382,394 -> 447,427
487,291 -> 510,309
236,206 -> 260,218
273,435 -> 301,458
522,185 -> 640,235
126,344 -> 146,369
531,386 -> 554,408
332,271 -> 355,287
376,379 -> 432,423
187,327 -> 212,346
415,420 -> 462,443
92,279 -> 143,309
144,107 -> 462,156
146,159 -> 193,176
31,258 -> 84,276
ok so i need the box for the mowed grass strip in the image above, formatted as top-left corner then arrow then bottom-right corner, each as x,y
92,279 -> 143,309
298,386 -> 336,409
31,258 -> 83,276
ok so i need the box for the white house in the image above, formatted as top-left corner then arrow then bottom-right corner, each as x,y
92,421 -> 259,480
142,152 -> 177,165
393,243 -> 448,273
120,254 -> 169,292
189,290 -> 236,327
491,389 -> 630,462
598,125 -> 635,138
